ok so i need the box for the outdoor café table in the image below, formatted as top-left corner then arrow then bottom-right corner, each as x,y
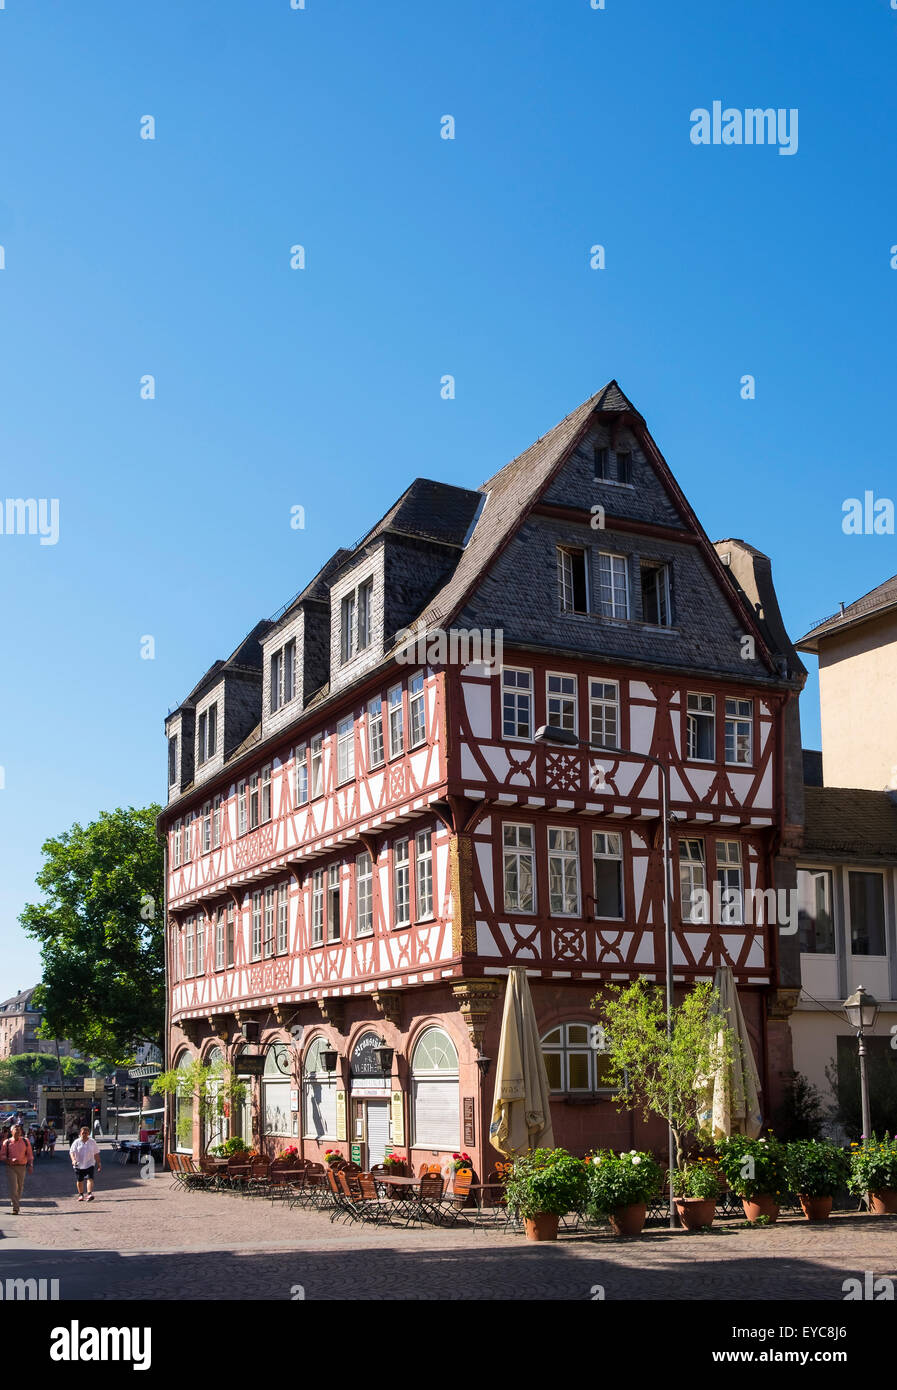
373,1174 -> 419,1201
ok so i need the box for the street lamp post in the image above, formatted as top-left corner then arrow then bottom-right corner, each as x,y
534,724 -> 677,1229
843,986 -> 879,1145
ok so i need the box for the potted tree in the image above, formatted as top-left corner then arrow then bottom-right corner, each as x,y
785,1139 -> 849,1221
669,1159 -> 723,1230
586,1150 -> 663,1236
847,1134 -> 897,1214
715,1134 -> 787,1223
503,1148 -> 589,1241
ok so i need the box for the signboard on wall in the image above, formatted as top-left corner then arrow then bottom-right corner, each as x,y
350,1142 -> 364,1167
335,1090 -> 348,1142
290,1088 -> 299,1112
463,1096 -> 475,1148
391,1089 -> 405,1147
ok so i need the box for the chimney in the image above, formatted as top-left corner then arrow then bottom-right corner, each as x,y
839,601 -> 845,616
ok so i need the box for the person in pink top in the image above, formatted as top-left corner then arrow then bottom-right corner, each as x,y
2,1124 -> 34,1214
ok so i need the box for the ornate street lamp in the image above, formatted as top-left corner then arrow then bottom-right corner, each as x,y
843,986 -> 880,1144
476,1053 -> 492,1079
373,1044 -> 395,1074
534,723 -> 676,1229
320,1049 -> 339,1073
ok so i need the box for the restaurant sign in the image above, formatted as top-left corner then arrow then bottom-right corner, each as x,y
350,1032 -> 384,1076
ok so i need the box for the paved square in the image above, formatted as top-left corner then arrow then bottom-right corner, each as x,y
1,1145 -> 895,1301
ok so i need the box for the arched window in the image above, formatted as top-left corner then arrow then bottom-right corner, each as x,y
303,1037 -> 337,1141
204,1047 -> 226,1151
175,1051 -> 194,1154
411,1027 -> 459,1150
262,1043 -> 293,1138
540,1022 -> 612,1093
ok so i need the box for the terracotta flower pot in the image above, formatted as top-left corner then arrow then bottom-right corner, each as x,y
609,1202 -> 647,1236
675,1197 -> 716,1230
868,1189 -> 897,1214
741,1194 -> 780,1223
798,1194 -> 832,1222
524,1212 -> 560,1241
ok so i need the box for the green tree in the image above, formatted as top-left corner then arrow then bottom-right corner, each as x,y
592,978 -> 736,1169
0,1052 -> 94,1093
19,805 -> 164,1069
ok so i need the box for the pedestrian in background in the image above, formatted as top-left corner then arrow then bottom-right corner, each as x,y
3,1124 -> 34,1214
70,1126 -> 102,1203
46,1126 -> 57,1157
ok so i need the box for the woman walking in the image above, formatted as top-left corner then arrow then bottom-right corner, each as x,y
2,1124 -> 34,1214
69,1126 -> 102,1203
46,1126 -> 57,1157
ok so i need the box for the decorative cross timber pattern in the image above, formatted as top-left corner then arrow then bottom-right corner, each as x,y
589,758 -> 611,793
544,750 -> 583,793
551,925 -> 587,964
388,764 -> 406,800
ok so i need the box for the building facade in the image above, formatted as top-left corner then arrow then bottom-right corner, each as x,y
162,382 -> 803,1174
0,987 -> 79,1063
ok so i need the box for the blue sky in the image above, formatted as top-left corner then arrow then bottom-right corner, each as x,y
2,0 -> 896,991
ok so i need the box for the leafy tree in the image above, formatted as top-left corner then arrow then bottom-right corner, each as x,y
825,1050 -> 897,1141
0,1052 -> 93,1092
152,1059 -> 246,1152
592,978 -> 736,1169
20,806 -> 164,1070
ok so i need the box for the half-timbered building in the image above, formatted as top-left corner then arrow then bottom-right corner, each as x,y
162,381 -> 804,1172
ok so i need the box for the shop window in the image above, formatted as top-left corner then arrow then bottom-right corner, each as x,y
411,1027 -> 460,1150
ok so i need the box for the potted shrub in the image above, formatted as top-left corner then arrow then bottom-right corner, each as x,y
670,1159 -> 723,1230
785,1139 -> 849,1221
715,1134 -> 787,1223
847,1135 -> 897,1214
587,1150 -> 663,1236
503,1147 -> 589,1241
210,1136 -> 248,1158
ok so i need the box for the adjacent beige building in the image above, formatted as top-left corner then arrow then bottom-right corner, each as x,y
798,577 -> 897,791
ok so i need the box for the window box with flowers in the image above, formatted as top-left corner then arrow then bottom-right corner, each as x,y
324,1148 -> 344,1168
586,1149 -> 663,1236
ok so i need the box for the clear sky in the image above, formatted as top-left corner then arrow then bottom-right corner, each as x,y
2,0 -> 895,991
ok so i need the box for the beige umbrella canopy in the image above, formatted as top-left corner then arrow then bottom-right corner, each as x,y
701,964 -> 763,1139
489,967 -> 555,1158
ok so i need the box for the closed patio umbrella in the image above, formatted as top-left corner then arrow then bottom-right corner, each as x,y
489,967 -> 554,1157
701,964 -> 763,1139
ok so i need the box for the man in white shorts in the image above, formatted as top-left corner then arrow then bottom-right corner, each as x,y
70,1125 -> 102,1202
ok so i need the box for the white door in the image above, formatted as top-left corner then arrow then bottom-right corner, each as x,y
366,1101 -> 390,1166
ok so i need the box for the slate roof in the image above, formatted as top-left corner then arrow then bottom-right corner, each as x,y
803,787 -> 897,862
182,619 -> 274,706
344,477 -> 483,558
0,987 -> 39,1015
797,573 -> 897,652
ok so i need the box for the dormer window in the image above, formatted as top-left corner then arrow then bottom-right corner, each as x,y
198,704 -> 217,764
270,640 -> 296,713
341,577 -> 375,663
594,446 -> 632,485
168,735 -> 178,786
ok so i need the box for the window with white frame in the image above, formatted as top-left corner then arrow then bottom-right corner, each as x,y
593,445 -> 632,486
367,696 -> 384,767
168,735 -> 178,786
327,864 -> 341,942
848,871 -> 887,956
716,840 -> 743,924
261,764 -> 272,822
356,851 -> 373,936
687,694 -> 715,761
411,1027 -> 460,1149
503,823 -> 535,913
237,780 -> 247,836
409,672 -> 426,747
198,704 -> 217,764
679,840 -> 707,922
388,684 -> 404,756
195,914 -> 204,974
173,819 -> 182,868
592,831 -> 624,919
557,546 -> 589,614
502,667 -> 533,740
303,1036 -> 337,1139
311,869 -> 324,946
185,917 -> 195,977
393,839 -> 410,926
337,715 -> 355,784
341,591 -> 357,663
415,828 -> 433,918
310,734 -> 323,798
270,639 -> 296,713
277,881 -> 289,953
341,578 -> 374,663
358,578 -> 373,650
797,869 -> 835,954
215,909 -> 225,971
171,925 -> 179,983
202,801 -> 211,854
249,773 -> 260,829
262,1043 -> 292,1137
547,673 -> 577,733
641,562 -> 672,626
541,1022 -> 613,1092
589,678 -> 619,749
212,794 -> 222,849
251,890 -> 262,960
597,552 -> 629,619
294,744 -> 308,806
548,826 -> 580,915
182,817 -> 192,863
226,903 -> 235,967
263,886 -> 276,957
724,698 -> 753,765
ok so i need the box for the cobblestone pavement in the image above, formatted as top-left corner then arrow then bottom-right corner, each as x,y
1,1145 -> 895,1300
